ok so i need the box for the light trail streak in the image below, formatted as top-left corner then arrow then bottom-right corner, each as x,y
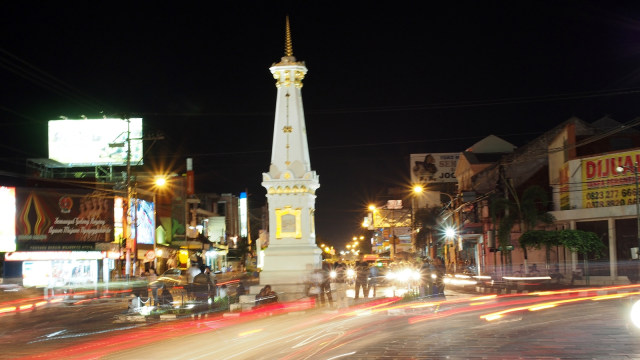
20,298 -> 316,359
326,351 -> 357,359
471,295 -> 498,301
480,290 -> 640,321
15,284 -> 640,358
503,276 -> 552,281
238,328 -> 263,336
0,306 -> 16,313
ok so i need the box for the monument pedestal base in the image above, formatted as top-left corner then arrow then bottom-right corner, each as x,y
259,244 -> 322,302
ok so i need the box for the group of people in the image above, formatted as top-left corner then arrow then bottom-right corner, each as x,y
305,261 -> 381,308
256,285 -> 278,306
419,257 -> 446,297
307,262 -> 335,307
308,258 -> 446,307
128,267 -> 174,311
187,262 -> 218,303
353,261 -> 380,299
143,268 -> 176,306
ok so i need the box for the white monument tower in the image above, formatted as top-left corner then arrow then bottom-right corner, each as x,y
261,17 -> 322,293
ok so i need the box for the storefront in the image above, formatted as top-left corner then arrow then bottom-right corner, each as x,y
205,244 -> 228,273
4,250 -> 119,287
4,187 -> 119,285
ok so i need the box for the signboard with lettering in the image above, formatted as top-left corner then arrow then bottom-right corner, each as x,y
410,153 -> 460,184
581,150 -> 640,209
16,188 -> 114,243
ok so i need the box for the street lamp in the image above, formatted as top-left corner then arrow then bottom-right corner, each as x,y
412,185 -> 424,255
617,163 -> 640,259
154,176 -> 167,188
444,226 -> 456,239
150,175 -> 168,271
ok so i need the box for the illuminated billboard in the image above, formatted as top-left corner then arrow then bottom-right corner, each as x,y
114,196 -> 124,245
410,153 -> 460,184
240,192 -> 247,238
16,189 -> 114,242
129,199 -> 155,245
48,118 -> 143,166
207,216 -> 226,243
0,187 -> 16,252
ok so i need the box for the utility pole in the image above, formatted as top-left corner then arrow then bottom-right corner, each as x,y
125,116 -> 133,281
391,208 -> 396,261
246,188 -> 252,271
122,116 -> 164,280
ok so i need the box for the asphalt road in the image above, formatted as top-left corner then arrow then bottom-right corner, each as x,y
5,287 -> 640,359
0,298 -> 139,359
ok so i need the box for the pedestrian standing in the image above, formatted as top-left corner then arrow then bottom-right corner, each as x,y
319,262 -> 333,306
166,255 -> 176,270
148,268 -> 159,306
367,263 -> 379,298
193,266 -> 214,313
354,262 -> 369,299
187,261 -> 200,283
187,261 -> 200,299
333,262 -> 348,308
433,257 -> 446,296
308,269 -> 323,306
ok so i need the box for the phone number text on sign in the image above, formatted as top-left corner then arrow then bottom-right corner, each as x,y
581,151 -> 640,209
583,187 -> 638,208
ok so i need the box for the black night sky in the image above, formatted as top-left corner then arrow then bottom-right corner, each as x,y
2,1 -> 640,247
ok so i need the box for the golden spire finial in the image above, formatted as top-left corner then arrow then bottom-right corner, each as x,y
285,16 -> 293,57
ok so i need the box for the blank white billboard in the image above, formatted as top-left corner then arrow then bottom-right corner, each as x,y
48,118 -> 143,165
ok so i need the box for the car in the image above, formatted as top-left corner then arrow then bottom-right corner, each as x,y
152,268 -> 186,288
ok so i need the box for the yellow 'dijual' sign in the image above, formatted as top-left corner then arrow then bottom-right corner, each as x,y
581,150 -> 640,208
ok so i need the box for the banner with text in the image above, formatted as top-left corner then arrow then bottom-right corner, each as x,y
581,150 -> 640,209
410,153 -> 460,184
16,189 -> 114,242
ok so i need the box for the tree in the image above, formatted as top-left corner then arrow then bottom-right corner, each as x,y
490,194 -> 517,273
519,230 -> 561,273
491,185 -> 555,274
517,186 -> 555,272
414,206 -> 440,257
557,229 -> 605,285
237,236 -> 251,271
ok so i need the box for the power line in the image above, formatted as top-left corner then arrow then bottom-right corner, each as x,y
309,88 -> 640,114
130,88 -> 640,119
0,47 -> 108,112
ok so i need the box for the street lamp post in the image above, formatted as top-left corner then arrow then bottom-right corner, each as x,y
412,185 -> 423,256
413,186 -> 458,264
152,175 -> 168,271
433,191 -> 458,273
367,205 -> 378,254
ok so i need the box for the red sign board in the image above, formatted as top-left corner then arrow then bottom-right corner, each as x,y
16,188 -> 114,243
186,170 -> 194,195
